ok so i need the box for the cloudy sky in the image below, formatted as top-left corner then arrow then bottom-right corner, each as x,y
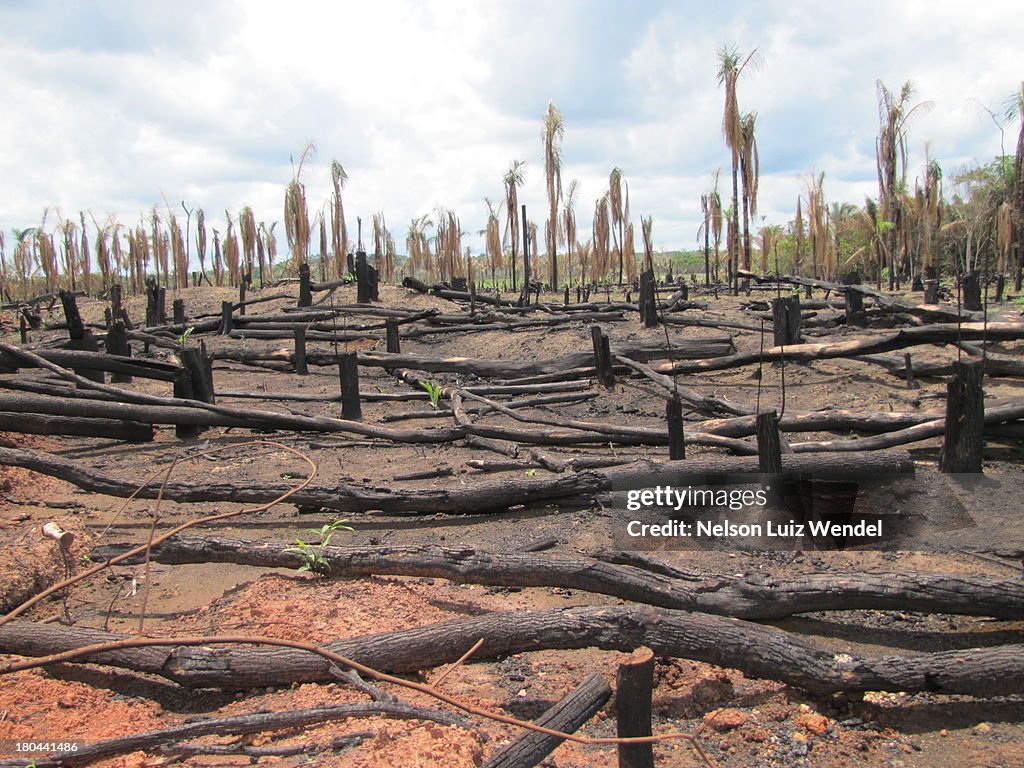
1,0 -> 1021,257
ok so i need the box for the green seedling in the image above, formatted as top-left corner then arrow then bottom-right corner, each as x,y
285,518 -> 353,575
176,326 -> 195,347
525,468 -> 538,477
420,380 -> 443,409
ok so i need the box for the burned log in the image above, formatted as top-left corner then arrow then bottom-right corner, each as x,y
482,673 -> 611,768
656,323 -> 1024,375
2,606 -> 1021,696
0,445 -> 914,515
0,412 -> 153,442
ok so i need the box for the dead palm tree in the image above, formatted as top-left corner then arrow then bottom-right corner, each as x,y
739,111 -> 759,275
239,206 -> 257,283
562,179 -> 578,285
285,143 -> 315,273
793,197 -> 806,275
260,221 -> 277,281
592,193 -> 611,283
876,79 -> 932,288
710,172 -> 723,284
80,212 -> 92,294
542,101 -> 564,289
609,167 -> 627,284
484,198 -> 504,287
717,45 -> 759,292
330,160 -> 349,280
195,209 -> 208,286
504,160 -> 526,290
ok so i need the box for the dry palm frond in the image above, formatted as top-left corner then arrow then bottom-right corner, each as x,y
485,198 -> 504,287
195,209 -> 208,282
58,218 -> 78,292
717,46 -> 760,285
110,222 -> 124,285
223,211 -> 239,286
330,160 -> 349,280
318,213 -> 328,281
576,239 -> 592,284
260,222 -> 277,281
640,216 -> 654,273
542,101 -> 564,288
876,80 -> 933,286
624,220 -> 637,283
169,214 -> 186,289
239,206 -> 257,281
504,160 -> 526,288
739,111 -> 759,272
609,167 -> 625,282
12,227 -> 36,298
79,212 -> 92,294
562,180 -> 578,285
592,193 -> 611,283
285,142 -> 315,273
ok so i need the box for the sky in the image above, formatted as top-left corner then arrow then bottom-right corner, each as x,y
1,0 -> 1022,258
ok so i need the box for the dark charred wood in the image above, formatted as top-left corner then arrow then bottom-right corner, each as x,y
2,605 -> 1021,696
483,673 -> 611,768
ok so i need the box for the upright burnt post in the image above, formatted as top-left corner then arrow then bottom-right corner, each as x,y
666,393 -> 685,460
293,328 -> 308,375
338,353 -> 362,420
239,280 -> 247,315
844,288 -> 865,327
591,326 -> 615,390
638,269 -> 658,328
106,321 -> 132,384
757,410 -> 784,475
615,647 -> 655,768
60,290 -> 85,340
385,320 -> 400,354
172,298 -> 186,326
962,270 -> 982,311
219,301 -> 233,335
61,290 -> 103,383
923,265 -> 939,304
298,262 -> 313,307
771,295 -> 801,346
939,360 -> 984,473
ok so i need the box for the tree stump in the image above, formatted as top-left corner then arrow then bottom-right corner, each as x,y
962,270 -> 982,312
666,394 -> 685,461
591,326 -> 615,390
293,328 -> 308,375
616,647 -> 655,768
771,296 -> 801,346
939,360 -> 984,473
298,263 -> 313,307
338,353 -> 362,420
385,320 -> 400,354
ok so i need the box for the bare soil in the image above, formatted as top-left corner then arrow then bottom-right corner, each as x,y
1,283 -> 1023,767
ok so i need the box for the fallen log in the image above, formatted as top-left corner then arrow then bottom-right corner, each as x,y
0,702 -> 467,768
91,536 -> 1024,621
0,392 -> 463,444
2,607 -> 1020,696
656,323 -> 1024,375
0,348 -> 181,381
789,401 -> 1024,453
858,351 -> 1024,379
0,445 -> 914,515
0,412 -> 153,442
481,673 -> 611,768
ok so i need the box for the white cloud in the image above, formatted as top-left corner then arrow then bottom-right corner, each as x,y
1,0 -> 1022,259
